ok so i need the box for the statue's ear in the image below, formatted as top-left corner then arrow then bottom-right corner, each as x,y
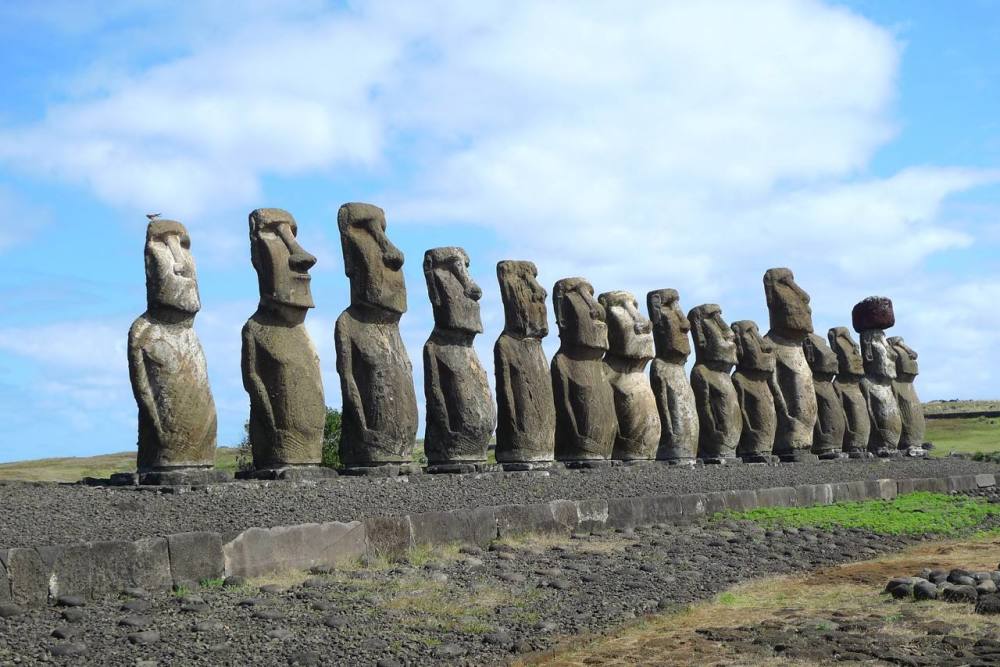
862,338 -> 873,362
424,257 -> 442,307
691,317 -> 706,348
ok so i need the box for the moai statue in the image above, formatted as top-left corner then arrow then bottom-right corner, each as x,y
494,260 -> 556,468
888,336 -> 926,453
763,268 -> 818,462
730,320 -> 776,463
128,219 -> 218,480
828,327 -> 871,457
551,277 -> 617,463
647,289 -> 699,464
599,290 -> 660,460
852,296 -> 902,456
688,304 -> 741,463
241,209 -> 325,474
334,203 -> 419,472
803,333 -> 847,459
423,247 -> 496,471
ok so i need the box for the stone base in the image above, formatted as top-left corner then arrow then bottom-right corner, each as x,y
108,472 -> 139,486
657,457 -> 699,467
700,457 -> 743,465
614,459 -> 658,467
904,446 -> 929,458
846,450 -> 874,460
500,461 -> 560,472
778,452 -> 820,463
740,454 -> 780,465
817,451 -> 849,461
424,462 -> 502,474
235,466 -> 339,481
338,463 -> 423,478
562,459 -> 614,470
139,469 -> 233,486
874,449 -> 903,459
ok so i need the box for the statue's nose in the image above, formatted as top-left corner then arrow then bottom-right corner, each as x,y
383,241 -> 404,270
635,319 -> 651,335
289,249 -> 317,273
467,282 -> 483,301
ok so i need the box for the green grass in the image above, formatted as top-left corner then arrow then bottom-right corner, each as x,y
0,447 -> 242,482
926,416 -> 1000,457
716,492 -> 1000,535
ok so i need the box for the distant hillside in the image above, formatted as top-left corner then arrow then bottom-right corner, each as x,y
0,447 -> 242,482
924,400 -> 1000,416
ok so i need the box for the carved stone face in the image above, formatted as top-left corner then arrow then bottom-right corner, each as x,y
647,288 -> 691,360
145,219 -> 200,314
424,247 -> 483,334
803,333 -> 838,376
827,326 -> 865,377
860,330 -> 897,380
731,320 -> 775,372
553,277 -> 608,351
763,267 -> 813,337
249,208 -> 316,310
599,290 -> 653,361
497,260 -> 548,338
888,336 -> 919,378
688,304 -> 737,366
338,202 -> 407,314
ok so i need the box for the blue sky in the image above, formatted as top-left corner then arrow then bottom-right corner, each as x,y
0,0 -> 998,462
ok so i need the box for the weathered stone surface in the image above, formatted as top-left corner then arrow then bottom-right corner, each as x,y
242,208 -> 324,468
599,290 -> 659,460
852,296 -> 894,332
494,260 -> 555,463
551,277 -> 616,461
0,556 -> 8,602
647,289 -> 699,462
857,324 -> 902,456
730,320 -> 776,461
828,327 -> 871,455
363,516 -> 414,560
128,219 -> 216,472
166,532 -> 223,586
888,336 -> 926,450
422,247 -> 496,465
409,507 -> 497,547
763,268 -> 817,461
335,203 -> 418,467
223,521 -> 365,578
0,548 -> 46,605
495,501 -> 578,538
803,333 -> 846,458
688,304 -> 741,462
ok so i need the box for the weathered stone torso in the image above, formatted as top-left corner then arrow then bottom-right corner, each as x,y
649,359 -> 698,461
242,317 -> 325,467
765,333 -> 817,456
861,378 -> 902,453
894,379 -> 926,449
129,315 -> 216,471
834,377 -> 870,454
731,369 -> 775,459
494,334 -> 555,462
813,378 -> 846,456
690,364 -> 741,461
335,309 -> 418,465
423,333 -> 496,464
552,352 -> 617,461
606,363 -> 660,460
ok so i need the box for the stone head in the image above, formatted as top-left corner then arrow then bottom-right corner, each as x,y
497,260 -> 548,338
338,202 -> 407,314
646,288 -> 691,361
827,327 -> 865,377
553,277 -> 608,352
763,267 -> 813,338
249,208 -> 316,311
424,247 -> 483,334
598,290 -> 653,361
688,304 -> 737,366
144,219 -> 200,314
802,333 -> 839,377
887,336 -> 919,379
731,320 -> 775,373
859,329 -> 897,380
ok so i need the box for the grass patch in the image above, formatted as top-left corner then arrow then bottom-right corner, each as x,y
716,492 -> 1000,535
199,577 -> 225,589
0,447 -> 242,482
926,416 -> 1000,457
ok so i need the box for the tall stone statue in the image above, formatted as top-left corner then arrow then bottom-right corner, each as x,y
888,336 -> 926,453
423,247 -> 496,471
334,203 -> 419,473
763,268 -> 818,462
551,277 -> 617,463
852,296 -> 902,456
730,320 -> 776,463
494,260 -> 556,469
803,333 -> 847,459
599,290 -> 659,460
241,208 -> 325,474
688,304 -> 741,463
128,219 -> 217,480
647,289 -> 699,464
828,327 -> 871,458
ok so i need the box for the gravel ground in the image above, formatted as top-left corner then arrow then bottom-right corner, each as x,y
6,510 -> 993,666
0,458 -> 996,548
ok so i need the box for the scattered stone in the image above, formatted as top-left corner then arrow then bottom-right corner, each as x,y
194,620 -> 224,633
128,631 -> 161,645
118,615 -> 151,629
123,587 -> 150,599
121,599 -> 152,613
267,628 -> 294,640
61,608 -> 85,623
253,609 -> 285,621
51,625 -> 83,639
259,584 -> 285,595
48,642 -> 88,657
976,595 -> 1000,615
323,615 -> 349,629
913,581 -> 938,601
0,603 -> 24,618
433,643 -> 467,658
55,595 -> 85,608
941,585 -> 978,604
290,650 -> 323,666
222,575 -> 246,588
